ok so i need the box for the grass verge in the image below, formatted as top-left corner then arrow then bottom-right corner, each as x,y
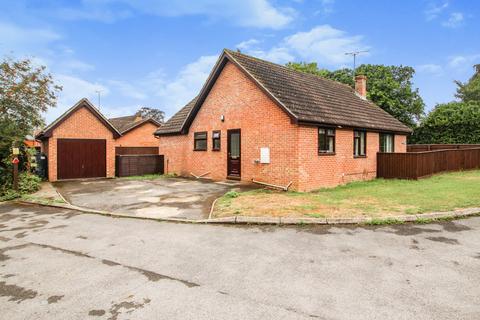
214,170 -> 480,219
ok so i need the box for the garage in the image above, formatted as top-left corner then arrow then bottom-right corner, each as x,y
35,98 -> 162,182
57,139 -> 107,179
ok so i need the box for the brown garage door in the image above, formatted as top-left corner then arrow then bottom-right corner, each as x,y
57,139 -> 106,180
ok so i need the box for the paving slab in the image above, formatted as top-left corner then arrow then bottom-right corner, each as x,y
54,177 -> 255,220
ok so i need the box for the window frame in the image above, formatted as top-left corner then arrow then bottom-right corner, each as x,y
353,130 -> 367,158
379,133 -> 395,153
193,131 -> 208,151
212,130 -> 221,151
318,127 -> 336,155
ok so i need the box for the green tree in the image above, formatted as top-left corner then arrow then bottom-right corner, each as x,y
455,64 -> 480,103
411,101 -> 480,144
286,62 -> 425,128
136,107 -> 165,123
0,57 -> 61,187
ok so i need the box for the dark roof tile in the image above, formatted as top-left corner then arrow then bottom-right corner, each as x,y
155,49 -> 412,135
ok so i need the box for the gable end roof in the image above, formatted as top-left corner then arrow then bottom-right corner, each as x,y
155,49 -> 412,136
109,115 -> 162,135
36,98 -> 122,140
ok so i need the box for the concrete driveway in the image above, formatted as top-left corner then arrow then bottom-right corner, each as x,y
54,177 -> 249,220
1,202 -> 480,319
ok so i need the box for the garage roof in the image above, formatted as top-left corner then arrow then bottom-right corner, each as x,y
36,98 -> 122,140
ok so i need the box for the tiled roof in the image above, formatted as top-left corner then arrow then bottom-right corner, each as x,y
154,96 -> 198,135
155,49 -> 412,136
109,115 -> 139,133
109,115 -> 161,134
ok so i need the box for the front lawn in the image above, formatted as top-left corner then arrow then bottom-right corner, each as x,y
213,170 -> 480,218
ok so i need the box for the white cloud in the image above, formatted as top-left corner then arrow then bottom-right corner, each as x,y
417,64 -> 443,75
448,54 -> 480,71
148,55 -> 218,114
284,25 -> 369,65
314,0 -> 335,15
238,25 -> 370,67
442,12 -> 464,28
46,74 -> 109,123
58,59 -> 95,73
424,1 -> 449,21
107,80 -> 148,100
236,39 -> 261,51
248,48 -> 294,64
58,0 -> 295,29
0,21 -> 61,55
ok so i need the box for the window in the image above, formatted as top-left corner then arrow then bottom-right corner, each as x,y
212,130 -> 221,151
194,132 -> 207,151
379,133 -> 395,153
353,130 -> 366,157
318,127 -> 335,154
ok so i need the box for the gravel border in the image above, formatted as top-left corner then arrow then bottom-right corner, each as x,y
16,198 -> 480,225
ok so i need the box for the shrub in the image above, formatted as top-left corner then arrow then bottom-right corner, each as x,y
18,172 -> 41,194
224,191 -> 239,198
0,189 -> 20,202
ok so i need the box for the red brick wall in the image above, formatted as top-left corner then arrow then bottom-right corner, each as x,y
114,122 -> 159,147
158,61 -> 409,191
297,127 -> 380,191
46,106 -> 116,181
159,61 -> 299,188
160,134 -> 188,175
395,134 -> 407,152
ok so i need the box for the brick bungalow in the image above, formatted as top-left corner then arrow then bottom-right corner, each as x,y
155,49 -> 412,191
36,98 -> 161,181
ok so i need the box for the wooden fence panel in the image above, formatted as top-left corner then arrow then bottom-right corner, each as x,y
115,155 -> 164,177
377,148 -> 480,179
407,144 -> 480,152
115,146 -> 159,155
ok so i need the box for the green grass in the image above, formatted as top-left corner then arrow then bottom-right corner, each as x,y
309,170 -> 480,215
120,173 -> 177,180
20,195 -> 66,205
214,170 -> 480,219
366,218 -> 404,225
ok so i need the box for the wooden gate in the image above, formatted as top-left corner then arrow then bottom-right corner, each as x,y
115,155 -> 164,177
57,139 -> 106,180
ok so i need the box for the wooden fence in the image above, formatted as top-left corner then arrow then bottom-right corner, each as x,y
115,146 -> 159,155
377,148 -> 480,179
407,144 -> 480,152
116,155 -> 164,177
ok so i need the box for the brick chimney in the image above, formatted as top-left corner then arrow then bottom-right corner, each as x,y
355,75 -> 367,99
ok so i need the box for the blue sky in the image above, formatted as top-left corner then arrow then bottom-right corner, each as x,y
0,0 -> 478,124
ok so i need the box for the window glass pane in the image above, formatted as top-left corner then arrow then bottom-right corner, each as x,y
230,133 -> 240,158
213,139 -> 220,150
387,135 -> 393,152
195,139 -> 206,150
360,132 -> 365,155
319,127 -> 335,153
380,134 -> 394,152
319,134 -> 326,151
327,137 -> 334,152
213,132 -> 220,138
196,132 -> 206,139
